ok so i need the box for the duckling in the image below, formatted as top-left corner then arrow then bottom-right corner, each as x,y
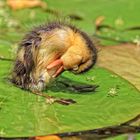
11,21 -> 97,97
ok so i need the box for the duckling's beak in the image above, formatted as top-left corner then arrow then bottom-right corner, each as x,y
47,59 -> 64,77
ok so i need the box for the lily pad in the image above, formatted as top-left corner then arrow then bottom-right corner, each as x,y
0,60 -> 140,137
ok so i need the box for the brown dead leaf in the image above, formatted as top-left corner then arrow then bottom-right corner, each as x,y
95,16 -> 105,26
7,0 -> 47,10
97,43 -> 140,90
94,16 -> 105,31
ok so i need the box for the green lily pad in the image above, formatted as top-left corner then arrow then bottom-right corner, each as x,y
0,60 -> 140,137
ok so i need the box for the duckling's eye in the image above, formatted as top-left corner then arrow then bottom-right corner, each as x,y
73,65 -> 79,71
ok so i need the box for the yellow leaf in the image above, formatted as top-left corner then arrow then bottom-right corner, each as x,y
35,135 -> 61,140
7,0 -> 47,10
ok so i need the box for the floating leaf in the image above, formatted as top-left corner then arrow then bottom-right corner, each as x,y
0,60 -> 140,137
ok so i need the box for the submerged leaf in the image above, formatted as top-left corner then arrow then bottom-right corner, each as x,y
97,43 -> 140,90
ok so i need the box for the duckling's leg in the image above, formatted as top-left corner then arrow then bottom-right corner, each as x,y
47,59 -> 64,77
47,59 -> 63,69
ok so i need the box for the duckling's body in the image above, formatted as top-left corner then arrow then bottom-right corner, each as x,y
12,21 -> 97,92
